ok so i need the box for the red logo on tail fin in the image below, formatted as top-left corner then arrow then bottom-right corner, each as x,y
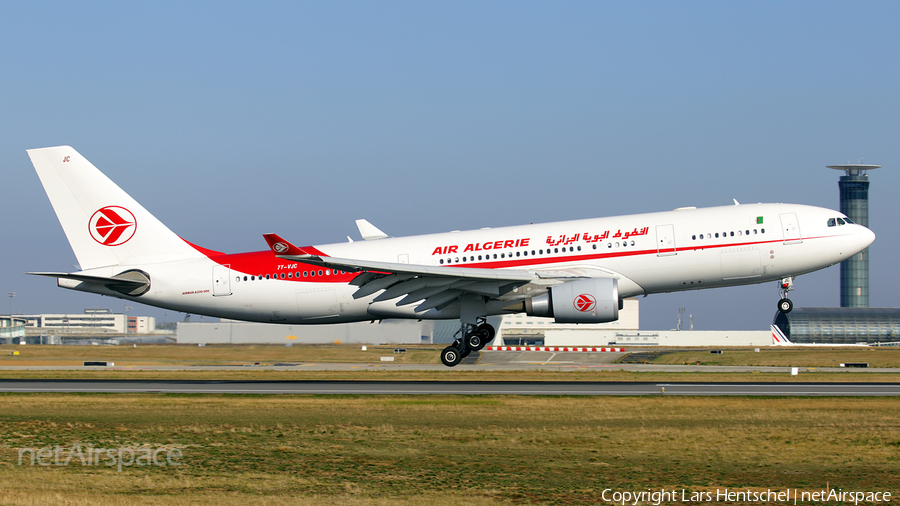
89,206 -> 137,246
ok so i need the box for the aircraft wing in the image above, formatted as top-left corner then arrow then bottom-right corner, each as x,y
263,234 -> 544,312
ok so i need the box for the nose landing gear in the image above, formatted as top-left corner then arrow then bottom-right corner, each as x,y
777,277 -> 794,314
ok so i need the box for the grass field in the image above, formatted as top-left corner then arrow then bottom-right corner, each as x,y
1,394 -> 898,505
0,343 -> 440,367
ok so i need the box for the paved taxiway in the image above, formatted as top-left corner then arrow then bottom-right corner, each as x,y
4,349 -> 899,373
1,379 -> 898,395
3,350 -> 898,374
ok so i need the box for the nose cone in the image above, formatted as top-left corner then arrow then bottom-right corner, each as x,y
859,225 -> 876,249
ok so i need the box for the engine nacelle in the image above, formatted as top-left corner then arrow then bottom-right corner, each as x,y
525,278 -> 619,323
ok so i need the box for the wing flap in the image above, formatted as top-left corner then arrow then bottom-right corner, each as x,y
416,289 -> 464,312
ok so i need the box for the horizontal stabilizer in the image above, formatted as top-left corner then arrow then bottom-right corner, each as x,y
28,270 -> 151,297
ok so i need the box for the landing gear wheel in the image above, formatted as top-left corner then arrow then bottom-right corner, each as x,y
465,329 -> 489,351
441,346 -> 462,367
476,323 -> 495,343
778,298 -> 793,314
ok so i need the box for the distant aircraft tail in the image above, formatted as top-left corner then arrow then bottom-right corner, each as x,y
771,324 -> 792,345
27,146 -> 205,270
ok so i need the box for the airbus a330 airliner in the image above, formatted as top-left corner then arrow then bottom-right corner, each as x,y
26,146 -> 875,366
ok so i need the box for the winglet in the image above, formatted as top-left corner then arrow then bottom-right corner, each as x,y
263,234 -> 314,256
355,219 -> 389,240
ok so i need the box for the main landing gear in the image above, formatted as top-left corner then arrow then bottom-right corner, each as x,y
777,277 -> 794,314
440,319 -> 495,367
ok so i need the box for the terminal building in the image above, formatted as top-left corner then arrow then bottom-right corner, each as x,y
0,316 -> 27,344
775,308 -> 900,345
21,309 -> 156,335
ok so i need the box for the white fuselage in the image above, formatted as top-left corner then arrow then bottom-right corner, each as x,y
68,203 -> 874,324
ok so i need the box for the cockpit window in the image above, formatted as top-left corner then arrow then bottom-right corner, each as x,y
837,218 -> 846,225
843,217 -> 854,224
827,218 -> 836,227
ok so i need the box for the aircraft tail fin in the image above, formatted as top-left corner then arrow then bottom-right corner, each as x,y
771,324 -> 792,345
27,146 -> 205,270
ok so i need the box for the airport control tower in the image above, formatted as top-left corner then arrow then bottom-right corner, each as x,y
827,163 -> 880,308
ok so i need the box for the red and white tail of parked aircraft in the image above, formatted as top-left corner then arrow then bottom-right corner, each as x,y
26,146 -> 876,366
770,325 -> 869,347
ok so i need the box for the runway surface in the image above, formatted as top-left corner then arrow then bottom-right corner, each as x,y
1,379 -> 898,395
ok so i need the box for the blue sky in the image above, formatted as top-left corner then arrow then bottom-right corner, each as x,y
2,1 -> 898,329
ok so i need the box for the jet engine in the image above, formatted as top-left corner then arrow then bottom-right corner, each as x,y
524,278 -> 619,323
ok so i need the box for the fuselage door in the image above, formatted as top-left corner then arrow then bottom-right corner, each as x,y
213,264 -> 232,296
779,213 -> 802,244
656,224 -> 676,256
